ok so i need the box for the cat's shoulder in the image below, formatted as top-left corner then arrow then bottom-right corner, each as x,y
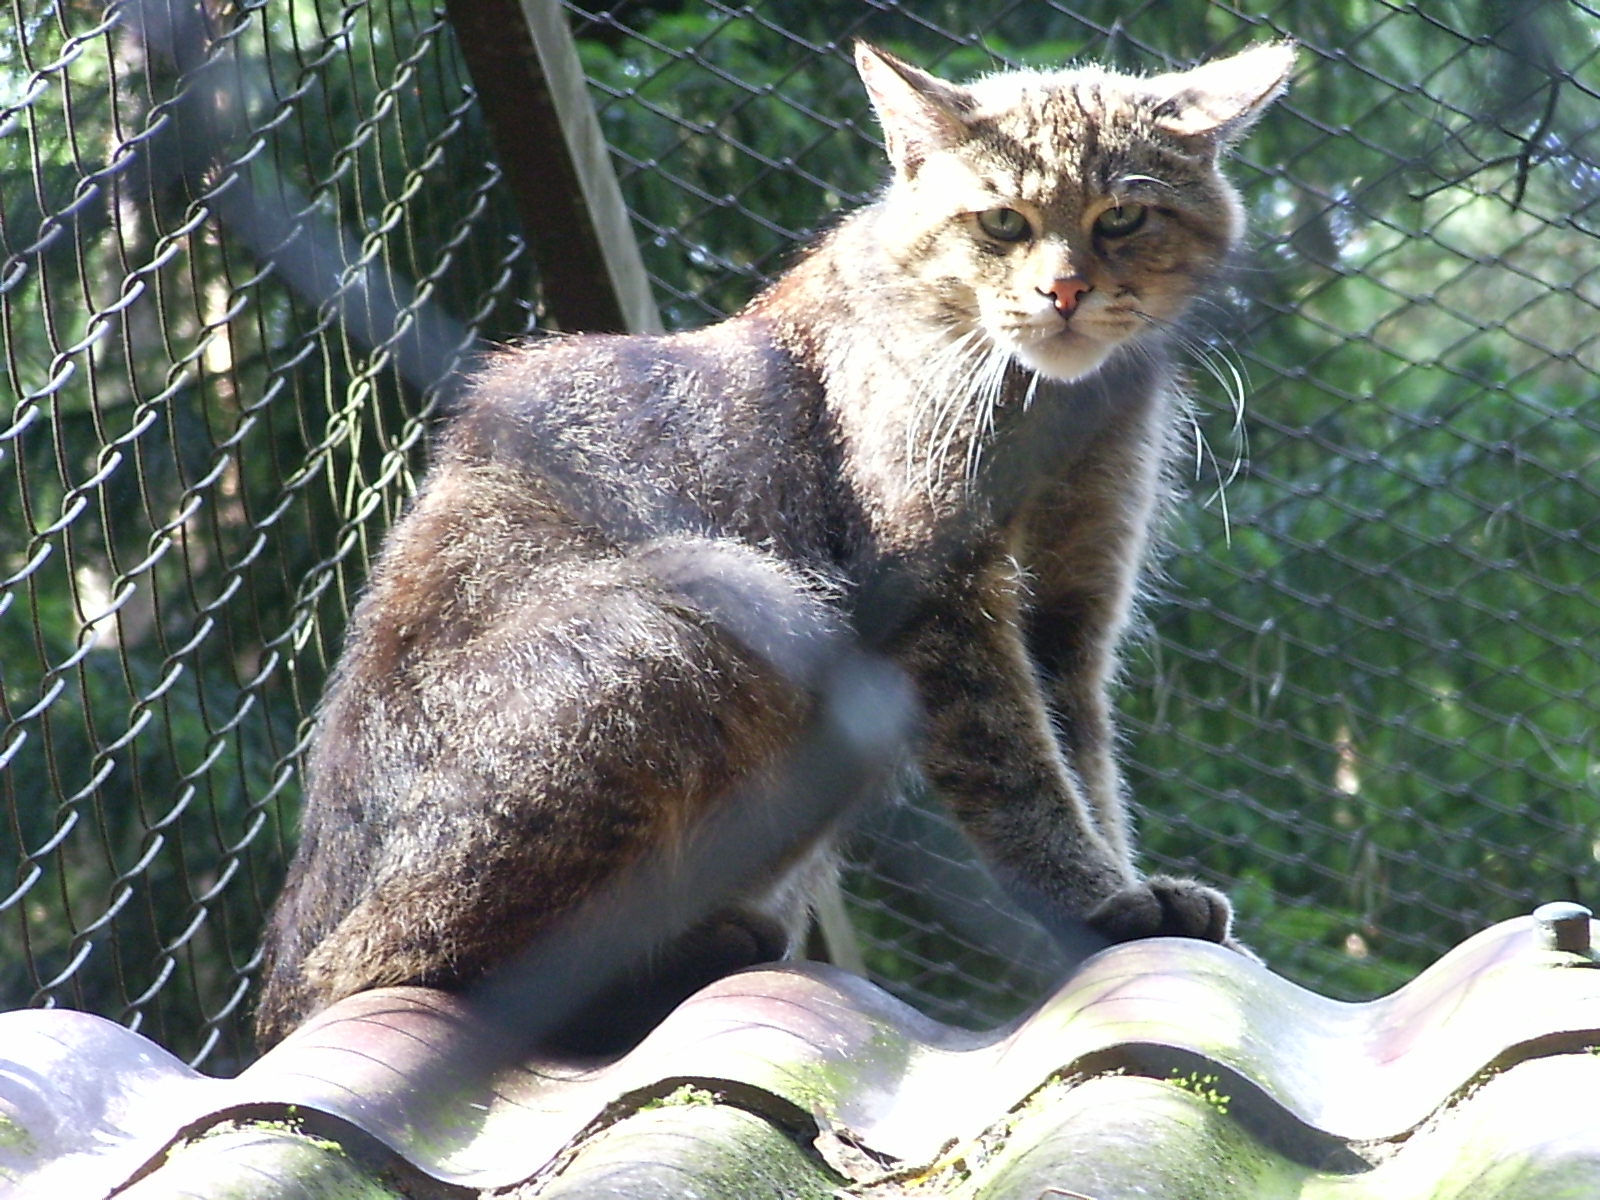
449,318 -> 812,440
463,317 -> 792,398
460,329 -> 662,403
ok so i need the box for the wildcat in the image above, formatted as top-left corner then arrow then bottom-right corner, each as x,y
255,40 -> 1293,1050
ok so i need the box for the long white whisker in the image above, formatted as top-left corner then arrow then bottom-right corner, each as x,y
1133,311 -> 1249,544
931,333 -> 993,488
963,343 -> 1011,486
932,359 -> 980,489
1021,368 -> 1042,411
915,327 -> 991,500
906,326 -> 986,498
1193,411 -> 1233,545
1183,335 -> 1249,491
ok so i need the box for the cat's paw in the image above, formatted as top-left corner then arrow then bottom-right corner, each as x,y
678,909 -> 792,972
1086,875 -> 1246,952
548,909 -> 790,1057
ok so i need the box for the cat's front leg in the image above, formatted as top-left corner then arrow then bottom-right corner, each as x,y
903,601 -> 1239,954
1021,587 -> 1134,864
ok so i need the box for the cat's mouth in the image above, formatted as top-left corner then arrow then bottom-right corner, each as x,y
1007,320 -> 1118,383
978,286 -> 1135,383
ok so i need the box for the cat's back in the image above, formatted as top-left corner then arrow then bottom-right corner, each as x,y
332,317 -> 845,687
437,319 -> 839,550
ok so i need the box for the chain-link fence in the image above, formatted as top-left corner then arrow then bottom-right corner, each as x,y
3,0 -> 1596,1070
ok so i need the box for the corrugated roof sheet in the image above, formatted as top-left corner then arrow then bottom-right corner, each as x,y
3,907 -> 1598,1198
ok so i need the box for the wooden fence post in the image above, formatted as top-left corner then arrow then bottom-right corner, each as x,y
444,0 -> 662,334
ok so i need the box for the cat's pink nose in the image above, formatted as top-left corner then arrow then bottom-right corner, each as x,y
1041,275 -> 1091,317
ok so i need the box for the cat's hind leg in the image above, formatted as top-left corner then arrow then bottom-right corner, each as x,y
548,906 -> 792,1055
274,537 -> 848,1041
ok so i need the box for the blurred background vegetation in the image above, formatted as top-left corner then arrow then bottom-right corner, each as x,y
2,0 -> 1596,1069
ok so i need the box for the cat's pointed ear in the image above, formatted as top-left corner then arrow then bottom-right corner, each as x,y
1145,41 -> 1295,149
855,41 -> 972,180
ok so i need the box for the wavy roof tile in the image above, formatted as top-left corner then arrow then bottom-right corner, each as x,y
3,904 -> 1597,1198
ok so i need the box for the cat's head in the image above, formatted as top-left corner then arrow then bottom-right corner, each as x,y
856,41 -> 1293,382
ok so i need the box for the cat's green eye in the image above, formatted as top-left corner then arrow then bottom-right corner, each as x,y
1094,203 -> 1148,238
976,207 -> 1032,243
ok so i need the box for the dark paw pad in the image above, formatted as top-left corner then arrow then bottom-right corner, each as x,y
1087,876 -> 1234,946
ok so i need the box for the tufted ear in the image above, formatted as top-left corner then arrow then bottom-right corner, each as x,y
854,41 -> 974,180
1145,41 -> 1296,149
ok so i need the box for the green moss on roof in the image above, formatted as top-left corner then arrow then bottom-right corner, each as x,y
119,1121 -> 404,1200
532,1101 -> 841,1200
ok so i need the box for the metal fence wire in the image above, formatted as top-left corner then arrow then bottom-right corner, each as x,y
2,0 -> 1597,1070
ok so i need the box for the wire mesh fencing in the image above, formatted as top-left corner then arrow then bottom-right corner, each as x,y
2,0 -> 1597,1068
1,0 -> 540,1067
